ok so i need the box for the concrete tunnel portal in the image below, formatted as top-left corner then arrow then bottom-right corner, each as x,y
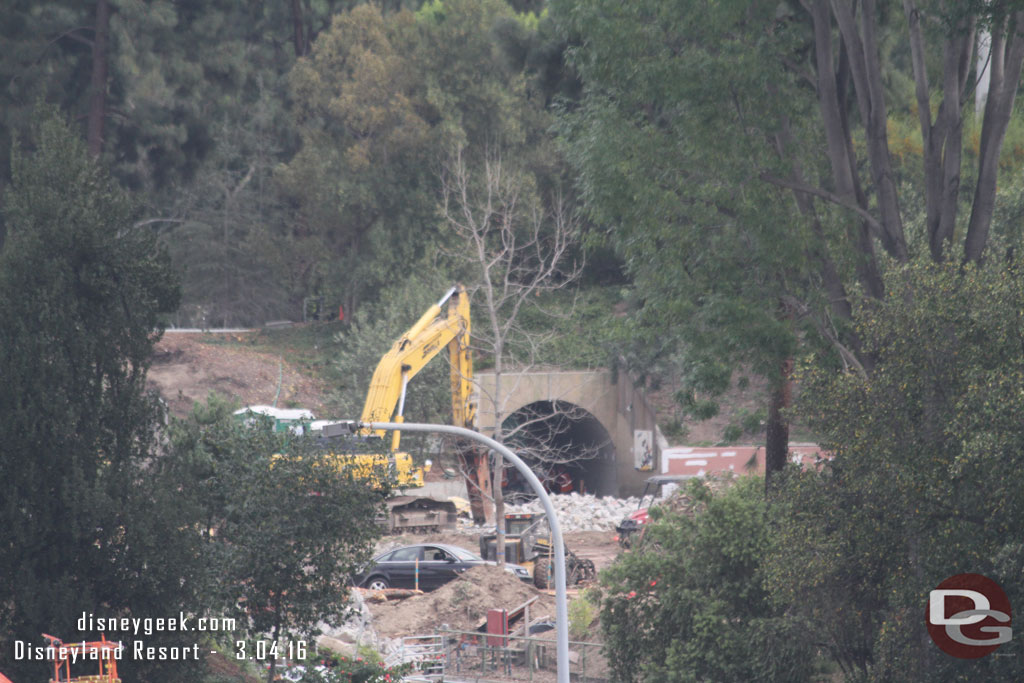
499,400 -> 617,500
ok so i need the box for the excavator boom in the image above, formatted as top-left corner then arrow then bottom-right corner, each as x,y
361,287 -> 470,438
359,284 -> 491,522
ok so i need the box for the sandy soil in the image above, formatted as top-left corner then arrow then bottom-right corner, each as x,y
368,565 -> 557,639
148,332 -> 330,417
560,530 -> 619,573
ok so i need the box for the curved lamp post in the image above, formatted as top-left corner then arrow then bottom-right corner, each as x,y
341,420 -> 571,683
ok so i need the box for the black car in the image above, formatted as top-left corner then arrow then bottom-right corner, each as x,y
354,543 -> 532,591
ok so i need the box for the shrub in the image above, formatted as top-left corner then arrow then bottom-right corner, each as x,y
600,476 -> 815,682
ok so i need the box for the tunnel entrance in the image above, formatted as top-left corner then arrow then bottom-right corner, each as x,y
500,400 -> 617,499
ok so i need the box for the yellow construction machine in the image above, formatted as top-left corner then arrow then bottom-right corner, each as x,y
318,285 -> 492,517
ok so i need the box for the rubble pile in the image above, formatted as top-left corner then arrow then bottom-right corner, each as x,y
455,474 -> 740,534
454,492 -> 645,533
317,587 -> 382,656
368,565 -> 552,638
503,493 -> 643,532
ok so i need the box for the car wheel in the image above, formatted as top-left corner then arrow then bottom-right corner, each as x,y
366,576 -> 389,590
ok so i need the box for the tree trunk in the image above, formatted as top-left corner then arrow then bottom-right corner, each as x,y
764,359 -> 792,493
289,0 -> 306,57
810,1 -> 885,299
830,0 -> 908,261
965,12 -> 1024,262
905,1 -> 974,262
492,351 -> 506,567
265,622 -> 279,683
87,0 -> 111,158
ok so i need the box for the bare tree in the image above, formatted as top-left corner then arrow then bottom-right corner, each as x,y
440,146 -> 584,565
497,399 -> 614,499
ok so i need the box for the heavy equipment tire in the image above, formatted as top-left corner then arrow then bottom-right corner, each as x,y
533,560 -> 552,590
365,576 -> 390,591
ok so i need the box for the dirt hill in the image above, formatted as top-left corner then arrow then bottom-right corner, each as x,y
148,331 -> 331,417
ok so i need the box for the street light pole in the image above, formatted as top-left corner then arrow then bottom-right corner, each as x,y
341,420 -> 571,683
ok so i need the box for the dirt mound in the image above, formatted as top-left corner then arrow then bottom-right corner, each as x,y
148,332 -> 329,417
368,565 -> 554,638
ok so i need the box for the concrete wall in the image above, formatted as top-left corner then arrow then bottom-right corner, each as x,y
612,370 -> 662,496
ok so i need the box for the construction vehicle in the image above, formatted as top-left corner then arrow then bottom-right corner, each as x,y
46,634 -> 122,683
0,634 -> 124,683
479,513 -> 595,589
232,405 -> 315,434
356,284 -> 491,521
615,474 -> 690,548
377,495 -> 458,533
243,406 -> 424,489
320,285 -> 492,521
246,285 -> 491,516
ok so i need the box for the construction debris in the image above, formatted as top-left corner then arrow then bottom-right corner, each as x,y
358,587 -> 424,603
493,493 -> 645,533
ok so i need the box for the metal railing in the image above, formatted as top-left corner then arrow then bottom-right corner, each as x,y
385,634 -> 446,676
435,628 -> 606,682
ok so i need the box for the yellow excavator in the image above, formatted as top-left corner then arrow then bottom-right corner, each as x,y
319,284 -> 492,521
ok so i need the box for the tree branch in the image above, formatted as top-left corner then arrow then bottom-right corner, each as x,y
781,294 -> 868,380
760,173 -> 887,241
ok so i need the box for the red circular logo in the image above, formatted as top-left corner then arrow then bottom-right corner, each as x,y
926,573 -> 1012,659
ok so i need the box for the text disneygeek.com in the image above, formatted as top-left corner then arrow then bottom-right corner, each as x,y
12,611 -> 239,662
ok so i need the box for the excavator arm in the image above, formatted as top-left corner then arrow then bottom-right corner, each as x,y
361,285 -> 472,446
359,285 -> 491,520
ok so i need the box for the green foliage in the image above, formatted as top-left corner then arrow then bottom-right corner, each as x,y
494,286 -> 628,370
295,649 -> 412,682
568,588 -> 600,640
660,418 -> 689,441
0,0 -> 366,326
721,423 -> 743,443
600,476 -> 815,682
551,0 -> 815,421
281,0 -> 564,321
166,396 -> 387,655
0,111 -> 191,682
330,268 -> 454,423
160,85 -> 300,328
281,3 -> 435,316
767,259 -> 1024,680
0,2 -> 91,195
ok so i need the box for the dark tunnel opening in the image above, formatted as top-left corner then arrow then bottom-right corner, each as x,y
500,400 -> 617,499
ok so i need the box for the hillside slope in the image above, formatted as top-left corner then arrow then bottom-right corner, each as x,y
148,331 -> 331,417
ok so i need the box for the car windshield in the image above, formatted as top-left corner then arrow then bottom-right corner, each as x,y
449,547 -> 481,561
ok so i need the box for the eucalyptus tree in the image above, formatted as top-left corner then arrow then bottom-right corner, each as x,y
554,0 -> 1024,480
